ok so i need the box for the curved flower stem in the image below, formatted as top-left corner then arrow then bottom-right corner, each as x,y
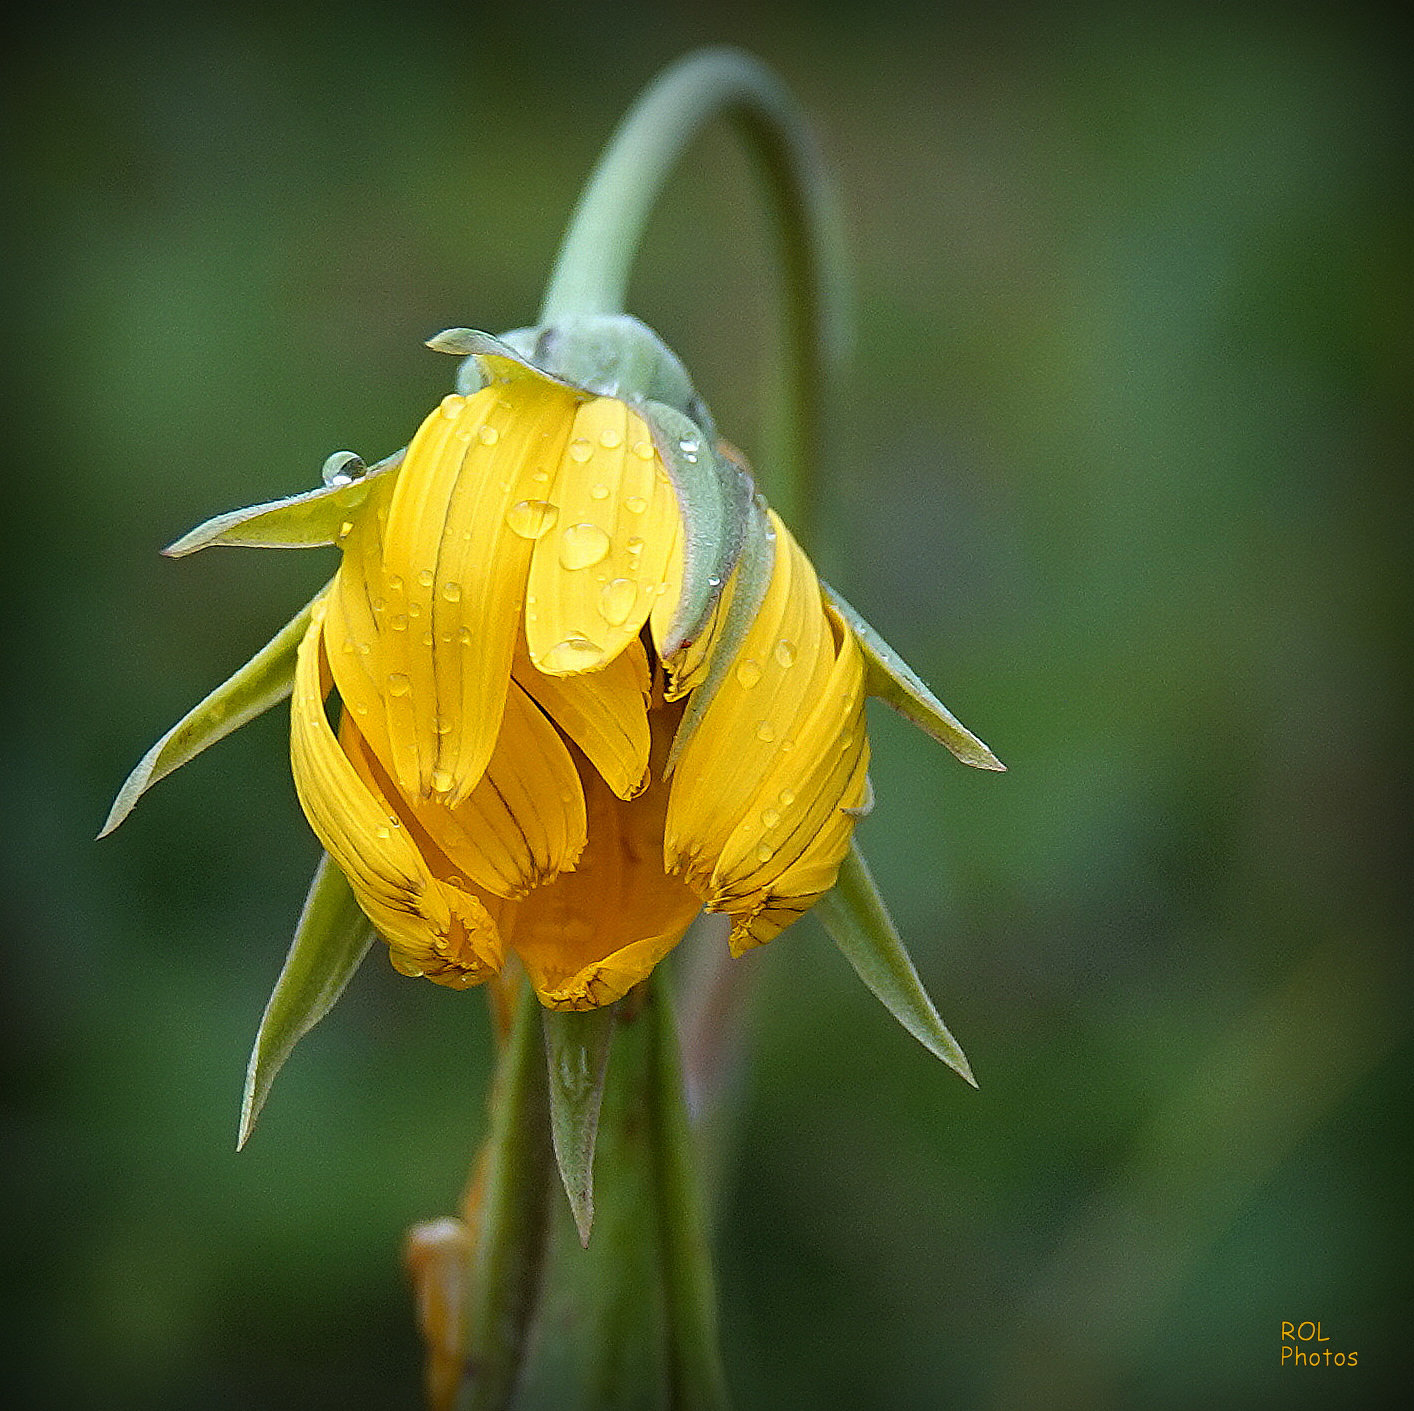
538,46 -> 847,552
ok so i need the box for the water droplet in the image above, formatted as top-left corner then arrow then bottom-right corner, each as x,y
735,658 -> 763,688
432,768 -> 454,793
458,626 -> 473,646
408,603 -> 422,619
707,574 -> 722,588
599,427 -> 622,449
389,614 -> 408,632
756,843 -> 774,864
599,578 -> 637,625
420,632 -> 434,646
353,701 -> 368,715
439,393 -> 464,419
433,716 -> 453,735
358,642 -> 372,656
541,635 -> 606,672
678,438 -> 699,454
376,825 -> 391,840
626,536 -> 644,553
590,483 -> 609,500
477,424 -> 500,446
761,808 -> 781,829
442,581 -> 462,603
506,500 -> 559,539
322,450 -> 367,486
371,597 -> 386,613
387,574 -> 404,594
632,440 -> 656,460
779,788 -> 796,807
568,437 -> 593,463
559,522 -> 611,570
387,673 -> 411,696
774,639 -> 797,668
417,568 -> 435,588
624,495 -> 647,514
341,638 -> 355,654
336,520 -> 354,542
756,720 -> 776,743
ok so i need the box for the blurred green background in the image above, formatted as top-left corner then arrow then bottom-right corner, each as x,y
3,1 -> 1408,1408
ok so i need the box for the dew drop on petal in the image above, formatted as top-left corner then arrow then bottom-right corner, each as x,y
439,394 -> 464,419
441,581 -> 462,603
735,658 -> 763,688
559,522 -> 611,570
387,574 -> 404,594
761,808 -> 781,829
756,843 -> 774,864
624,495 -> 647,514
432,769 -> 454,793
599,578 -> 637,626
389,614 -> 408,632
477,425 -> 499,446
599,427 -> 623,449
387,673 -> 411,696
417,568 -> 435,588
590,483 -> 609,501
541,635 -> 607,672
779,788 -> 795,807
458,626 -> 473,646
506,500 -> 560,539
568,437 -> 594,464
755,720 -> 776,743
433,716 -> 453,735
774,639 -> 798,668
632,440 -> 656,460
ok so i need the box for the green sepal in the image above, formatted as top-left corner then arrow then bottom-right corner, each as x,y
431,315 -> 699,418
666,495 -> 776,773
825,585 -> 1005,772
237,852 -> 376,1149
542,1004 -> 620,1247
161,450 -> 404,557
99,589 -> 323,838
814,842 -> 977,1086
643,399 -> 753,657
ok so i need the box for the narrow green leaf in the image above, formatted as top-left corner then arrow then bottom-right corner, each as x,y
644,399 -> 753,657
815,842 -> 977,1086
238,853 -> 375,1148
542,1004 -> 619,1247
98,590 -> 322,839
824,584 -> 1005,772
161,450 -> 403,556
666,496 -> 775,773
458,980 -> 555,1411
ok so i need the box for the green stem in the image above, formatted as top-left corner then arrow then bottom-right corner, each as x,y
457,980 -> 555,1411
645,975 -> 731,1410
539,46 -> 847,552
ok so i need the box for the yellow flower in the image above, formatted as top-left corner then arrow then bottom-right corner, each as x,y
292,362 -> 869,1010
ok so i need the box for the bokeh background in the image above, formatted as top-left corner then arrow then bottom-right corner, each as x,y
3,1 -> 1408,1408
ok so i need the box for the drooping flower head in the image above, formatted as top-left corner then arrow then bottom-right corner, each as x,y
105,313 -> 998,1030
290,319 -> 868,1008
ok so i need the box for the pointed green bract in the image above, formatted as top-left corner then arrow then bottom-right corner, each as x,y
238,852 -> 376,1149
825,585 -> 1005,772
161,451 -> 404,556
666,496 -> 776,773
645,399 -> 753,657
99,591 -> 323,839
815,842 -> 977,1086
542,1004 -> 620,1247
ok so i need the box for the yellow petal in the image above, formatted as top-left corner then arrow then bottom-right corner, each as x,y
524,397 -> 681,676
368,382 -> 579,805
490,710 -> 701,1011
289,604 -> 501,988
665,513 -> 835,886
340,680 -> 587,902
515,633 -> 652,800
